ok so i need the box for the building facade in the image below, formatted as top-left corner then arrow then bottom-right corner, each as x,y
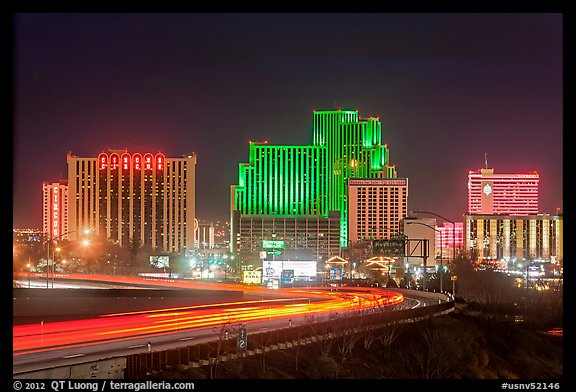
42,181 -> 69,241
401,217 -> 438,266
435,222 -> 464,259
231,109 -> 399,260
464,214 -> 562,262
468,168 -> 539,215
347,178 -> 408,243
67,149 -> 196,253
233,211 -> 341,264
312,110 -> 397,245
196,221 -> 215,249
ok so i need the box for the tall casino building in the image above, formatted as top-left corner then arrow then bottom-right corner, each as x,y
464,165 -> 562,262
66,149 -> 196,254
467,167 -> 539,215
230,109 -> 400,262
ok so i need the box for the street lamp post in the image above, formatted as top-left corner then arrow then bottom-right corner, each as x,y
406,221 -> 444,293
44,231 -> 74,288
44,229 -> 91,288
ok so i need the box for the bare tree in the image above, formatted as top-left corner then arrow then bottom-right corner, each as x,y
209,316 -> 238,379
333,303 -> 369,363
378,326 -> 398,349
389,319 -> 474,379
361,326 -> 379,361
467,270 -> 516,317
334,326 -> 362,364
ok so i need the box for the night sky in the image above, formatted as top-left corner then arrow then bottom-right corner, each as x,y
12,13 -> 563,228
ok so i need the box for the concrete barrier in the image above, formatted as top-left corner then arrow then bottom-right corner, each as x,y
14,357 -> 126,379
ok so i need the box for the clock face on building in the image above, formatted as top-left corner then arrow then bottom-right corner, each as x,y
483,183 -> 492,196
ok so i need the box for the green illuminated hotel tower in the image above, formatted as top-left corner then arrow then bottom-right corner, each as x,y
231,109 -> 397,261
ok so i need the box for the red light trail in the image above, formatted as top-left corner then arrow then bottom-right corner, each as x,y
13,276 -> 403,357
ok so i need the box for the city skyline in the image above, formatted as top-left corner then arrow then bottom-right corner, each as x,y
13,13 -> 563,228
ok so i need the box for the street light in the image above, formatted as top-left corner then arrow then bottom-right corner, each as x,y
413,210 -> 456,264
44,229 -> 92,288
406,221 -> 444,293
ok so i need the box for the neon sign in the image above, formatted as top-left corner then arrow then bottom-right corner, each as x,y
52,186 -> 59,237
121,153 -> 130,171
98,151 -> 167,172
156,153 -> 165,170
133,153 -> 141,171
144,154 -> 153,171
110,154 -> 119,171
98,153 -> 107,171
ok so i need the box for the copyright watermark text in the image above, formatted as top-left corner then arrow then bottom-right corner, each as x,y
12,381 -> 195,392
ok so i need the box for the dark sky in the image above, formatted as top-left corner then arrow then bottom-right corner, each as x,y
12,13 -> 563,227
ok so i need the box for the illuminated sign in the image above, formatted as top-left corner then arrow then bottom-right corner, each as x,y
480,181 -> 495,214
150,255 -> 170,268
110,154 -> 119,170
52,187 -> 59,237
242,270 -> 262,285
349,178 -> 407,186
98,152 -> 173,172
281,269 -> 294,284
373,239 -> 405,257
156,153 -> 165,170
330,268 -> 343,280
262,240 -> 285,249
133,153 -> 141,171
121,153 -> 130,171
144,154 -> 153,171
98,153 -> 108,171
263,260 -> 317,278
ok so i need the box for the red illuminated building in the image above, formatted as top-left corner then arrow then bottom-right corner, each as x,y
66,149 -> 196,254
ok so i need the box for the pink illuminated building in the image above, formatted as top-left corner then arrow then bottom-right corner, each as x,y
467,168 -> 539,215
464,166 -> 562,263
435,222 -> 464,259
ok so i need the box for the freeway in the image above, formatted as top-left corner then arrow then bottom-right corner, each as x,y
14,275 -> 412,374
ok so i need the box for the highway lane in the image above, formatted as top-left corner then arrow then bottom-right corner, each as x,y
14,292 -> 439,375
14,310 -> 317,374
14,285 -> 405,373
13,275 -> 447,375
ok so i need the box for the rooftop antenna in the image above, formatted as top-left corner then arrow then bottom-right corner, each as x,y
484,152 -> 488,169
